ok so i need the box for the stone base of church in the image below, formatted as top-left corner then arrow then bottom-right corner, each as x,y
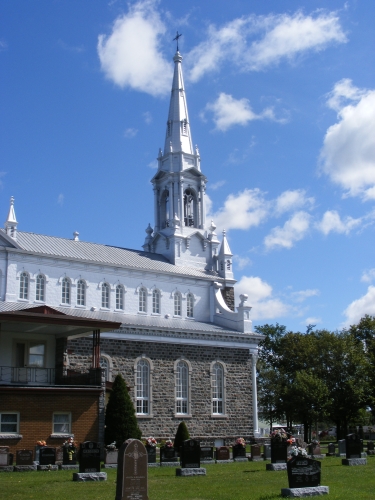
176,467 -> 206,476
342,458 -> 367,466
73,472 -> 107,481
281,486 -> 329,497
266,463 -> 287,471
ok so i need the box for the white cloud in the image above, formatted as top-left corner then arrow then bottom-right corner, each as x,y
148,160 -> 158,169
234,275 -> 290,320
264,211 -> 311,249
97,0 -> 171,96
187,11 -> 346,81
275,189 -> 314,215
316,210 -> 362,235
57,39 -> 85,53
209,180 -> 226,191
57,194 -> 64,206
233,255 -> 251,270
361,269 -> 375,283
203,93 -> 284,131
0,39 -> 8,51
304,316 -> 321,325
124,128 -> 138,138
143,111 -> 152,124
208,188 -> 269,232
343,286 -> 375,326
292,289 -> 320,303
320,79 -> 375,200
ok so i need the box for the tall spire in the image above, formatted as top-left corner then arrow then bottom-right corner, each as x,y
5,196 -> 18,240
163,51 -> 193,156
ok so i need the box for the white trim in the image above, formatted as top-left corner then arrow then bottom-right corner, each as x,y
52,412 -> 72,435
0,411 -> 20,435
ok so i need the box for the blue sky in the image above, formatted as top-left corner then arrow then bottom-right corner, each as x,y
1,0 -> 374,332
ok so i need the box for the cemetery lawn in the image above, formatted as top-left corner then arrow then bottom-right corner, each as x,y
1,457 -> 375,500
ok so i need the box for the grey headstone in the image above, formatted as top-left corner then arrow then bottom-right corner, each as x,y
116,439 -> 148,500
105,449 -> 118,465
281,486 -> 329,497
16,450 -> 33,466
264,444 -> 271,460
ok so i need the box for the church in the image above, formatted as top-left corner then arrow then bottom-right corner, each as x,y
0,50 -> 263,454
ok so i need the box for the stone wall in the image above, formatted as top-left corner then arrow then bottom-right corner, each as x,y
68,335 -> 254,443
221,287 -> 235,311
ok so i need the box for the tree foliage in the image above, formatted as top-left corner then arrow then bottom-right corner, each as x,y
174,421 -> 190,449
104,373 -> 142,446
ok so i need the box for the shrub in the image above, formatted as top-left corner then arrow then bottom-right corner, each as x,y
174,421 -> 190,449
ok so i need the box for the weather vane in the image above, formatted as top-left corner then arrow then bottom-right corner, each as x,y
173,31 -> 182,51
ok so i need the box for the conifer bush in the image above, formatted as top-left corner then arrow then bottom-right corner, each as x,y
174,421 -> 190,449
104,373 -> 142,446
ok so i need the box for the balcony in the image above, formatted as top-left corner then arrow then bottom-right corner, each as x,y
0,366 -> 103,387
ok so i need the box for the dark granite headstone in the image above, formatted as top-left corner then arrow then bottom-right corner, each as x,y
287,456 -> 321,488
160,446 -> 178,463
338,439 -> 346,456
216,446 -> 230,461
116,439 -> 148,500
251,444 -> 261,460
327,443 -> 336,456
200,447 -> 214,461
367,441 -> 374,452
233,444 -> 246,459
346,434 -> 361,459
16,449 -> 33,466
146,446 -> 156,464
263,443 -> 271,460
79,441 -> 101,473
181,439 -> 200,468
63,445 -> 77,465
308,443 -> 321,456
39,447 -> 56,466
271,441 -> 287,464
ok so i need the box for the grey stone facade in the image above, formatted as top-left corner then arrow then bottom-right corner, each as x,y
68,336 -> 254,442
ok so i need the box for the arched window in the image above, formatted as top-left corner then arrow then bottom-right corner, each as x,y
211,362 -> 226,415
102,283 -> 110,308
77,279 -> 85,306
161,189 -> 170,228
176,360 -> 189,414
186,293 -> 194,318
19,272 -> 29,300
139,287 -> 147,313
36,274 -> 45,302
116,285 -> 124,310
61,277 -> 70,304
152,289 -> 160,314
100,354 -> 113,382
174,292 -> 181,316
136,359 -> 150,414
183,188 -> 196,227
226,259 -> 231,271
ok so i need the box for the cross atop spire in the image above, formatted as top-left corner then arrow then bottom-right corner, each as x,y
173,31 -> 182,51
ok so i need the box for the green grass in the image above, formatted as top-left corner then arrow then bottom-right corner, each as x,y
1,457 -> 375,499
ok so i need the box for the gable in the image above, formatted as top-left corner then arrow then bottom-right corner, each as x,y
0,230 -> 20,249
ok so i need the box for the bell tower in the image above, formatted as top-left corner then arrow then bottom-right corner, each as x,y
143,50 -> 219,270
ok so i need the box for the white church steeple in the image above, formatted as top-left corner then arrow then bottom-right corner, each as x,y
146,49 -> 219,269
5,196 -> 18,240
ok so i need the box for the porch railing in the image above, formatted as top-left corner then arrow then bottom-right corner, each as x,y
0,366 -> 103,386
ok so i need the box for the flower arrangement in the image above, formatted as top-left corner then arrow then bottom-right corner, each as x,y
106,441 -> 117,450
235,437 -> 246,447
311,439 -> 320,445
270,429 -> 288,442
36,440 -> 46,446
287,437 -> 296,445
63,437 -> 77,450
289,446 -> 308,458
145,437 -> 157,447
165,439 -> 174,448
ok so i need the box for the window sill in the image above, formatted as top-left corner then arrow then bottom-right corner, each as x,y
137,311 -> 147,315
34,300 -> 46,304
174,414 -> 192,419
0,433 -> 22,439
185,316 -> 195,320
136,414 -> 153,419
173,315 -> 182,319
75,305 -> 86,309
210,414 -> 228,419
151,313 -> 161,316
50,433 -> 74,439
114,309 -> 125,313
17,299 -> 29,303
59,303 -> 71,308
100,307 -> 110,311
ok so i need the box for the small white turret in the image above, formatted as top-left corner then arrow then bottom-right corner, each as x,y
142,223 -> 154,252
218,229 -> 234,280
5,196 -> 18,240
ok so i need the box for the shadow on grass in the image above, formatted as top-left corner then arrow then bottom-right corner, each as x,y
242,470 -> 262,473
258,495 -> 281,499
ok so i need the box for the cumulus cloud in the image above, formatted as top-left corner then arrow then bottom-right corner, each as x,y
361,269 -> 375,283
233,255 -> 252,270
264,211 -> 311,249
275,189 -> 314,215
143,111 -> 152,124
97,0 -> 171,96
208,188 -> 269,232
203,93 -> 285,131
234,275 -> 290,320
209,180 -> 226,191
304,316 -> 321,325
316,210 -> 362,235
343,286 -> 375,326
124,128 -> 138,138
187,10 -> 346,81
320,79 -> 375,200
57,194 -> 64,206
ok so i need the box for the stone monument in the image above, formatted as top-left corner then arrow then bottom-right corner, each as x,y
342,434 -> 367,466
281,455 -> 328,497
116,439 -> 148,500
176,439 -> 206,476
73,441 -> 107,481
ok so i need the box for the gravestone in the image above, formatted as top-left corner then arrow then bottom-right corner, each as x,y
342,433 -> 367,466
0,447 -> 10,466
116,439 -> 148,500
367,441 -> 375,455
200,446 -> 214,463
79,441 -> 101,473
146,446 -> 156,464
308,443 -> 321,456
250,444 -> 262,461
326,443 -> 335,456
216,446 -> 230,462
263,443 -> 271,460
56,447 -> 63,464
271,441 -> 287,463
39,447 -> 56,466
337,439 -> 346,457
160,446 -> 178,465
233,444 -> 247,461
281,456 -> 328,497
176,439 -> 206,476
16,449 -> 33,465
103,448 -> 118,468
